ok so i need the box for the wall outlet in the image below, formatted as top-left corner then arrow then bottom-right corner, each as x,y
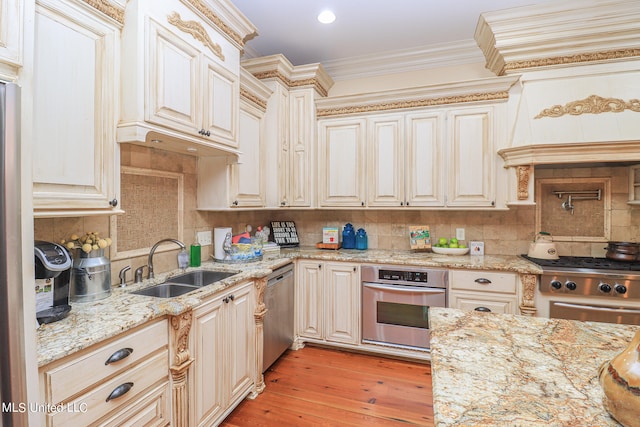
456,228 -> 465,241
470,241 -> 484,256
197,230 -> 213,246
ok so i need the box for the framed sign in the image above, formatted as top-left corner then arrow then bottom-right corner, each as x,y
270,221 -> 300,247
410,225 -> 431,251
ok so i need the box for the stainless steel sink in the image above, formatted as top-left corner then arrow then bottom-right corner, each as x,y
165,270 -> 238,287
130,283 -> 200,298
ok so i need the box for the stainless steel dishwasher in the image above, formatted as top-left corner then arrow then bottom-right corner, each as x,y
263,263 -> 294,372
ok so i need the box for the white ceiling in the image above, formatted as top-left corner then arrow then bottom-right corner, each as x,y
231,0 -> 553,71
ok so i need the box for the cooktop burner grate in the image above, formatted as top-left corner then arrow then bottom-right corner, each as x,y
521,255 -> 640,271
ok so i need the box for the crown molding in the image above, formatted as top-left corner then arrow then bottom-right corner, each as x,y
182,0 -> 257,50
475,0 -> 640,75
240,68 -> 272,112
320,40 -> 485,81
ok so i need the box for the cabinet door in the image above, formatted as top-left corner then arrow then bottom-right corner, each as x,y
0,0 -> 22,70
191,295 -> 225,427
226,282 -> 255,404
318,118 -> 366,207
367,115 -> 404,207
296,261 -> 324,339
288,90 -> 314,207
446,106 -> 495,207
32,0 -> 119,214
203,58 -> 238,147
147,18 -> 200,134
405,112 -> 446,207
324,263 -> 359,344
229,102 -> 265,207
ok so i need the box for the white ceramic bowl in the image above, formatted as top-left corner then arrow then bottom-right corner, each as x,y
432,246 -> 470,255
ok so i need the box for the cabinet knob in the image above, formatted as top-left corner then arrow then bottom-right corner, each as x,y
109,198 -> 118,207
105,347 -> 133,365
474,307 -> 492,313
223,297 -> 229,303
281,201 -> 286,206
400,202 -> 404,206
353,267 -> 357,272
106,382 -> 134,402
318,264 -> 322,269
361,201 -> 365,207
233,200 -> 239,206
229,294 -> 235,301
406,202 -> 410,206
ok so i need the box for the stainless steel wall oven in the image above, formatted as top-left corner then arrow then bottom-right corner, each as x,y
361,265 -> 448,351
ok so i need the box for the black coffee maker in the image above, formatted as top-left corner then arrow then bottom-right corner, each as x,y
34,240 -> 72,324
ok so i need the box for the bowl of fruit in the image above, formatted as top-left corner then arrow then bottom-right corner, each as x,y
432,237 -> 469,255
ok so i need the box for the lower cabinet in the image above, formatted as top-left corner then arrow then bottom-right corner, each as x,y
189,281 -> 255,427
296,260 -> 360,345
448,270 -> 519,314
38,319 -> 170,426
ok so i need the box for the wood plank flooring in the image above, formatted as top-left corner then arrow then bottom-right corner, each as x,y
220,346 -> 434,426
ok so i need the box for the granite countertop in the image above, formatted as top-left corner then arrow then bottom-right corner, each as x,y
429,307 -> 639,426
37,248 -> 541,367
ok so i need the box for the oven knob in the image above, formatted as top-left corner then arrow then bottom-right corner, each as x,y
550,280 -> 563,290
565,281 -> 577,291
615,284 -> 628,295
598,283 -> 612,293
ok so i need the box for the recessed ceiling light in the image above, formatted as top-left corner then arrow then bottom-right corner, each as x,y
187,147 -> 198,152
317,10 -> 336,24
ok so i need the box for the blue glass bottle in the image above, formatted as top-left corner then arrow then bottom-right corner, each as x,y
342,223 -> 355,249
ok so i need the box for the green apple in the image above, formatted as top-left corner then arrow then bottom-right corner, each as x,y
459,244 -> 467,248
450,238 -> 458,245
449,243 -> 459,248
438,237 -> 448,245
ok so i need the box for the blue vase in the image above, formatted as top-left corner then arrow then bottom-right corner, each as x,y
355,228 -> 368,250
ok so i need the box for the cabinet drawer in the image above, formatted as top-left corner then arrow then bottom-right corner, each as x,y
449,292 -> 516,314
97,381 -> 171,427
47,350 -> 169,426
42,320 -> 168,404
450,270 -> 516,294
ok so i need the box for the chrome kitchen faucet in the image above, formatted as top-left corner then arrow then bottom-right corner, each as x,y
147,238 -> 186,279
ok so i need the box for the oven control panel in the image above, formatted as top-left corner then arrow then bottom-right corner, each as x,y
379,269 -> 428,283
540,273 -> 639,299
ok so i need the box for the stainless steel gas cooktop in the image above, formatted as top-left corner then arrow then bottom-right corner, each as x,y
521,255 -> 640,273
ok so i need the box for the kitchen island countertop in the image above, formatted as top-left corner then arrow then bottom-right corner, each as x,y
429,307 -> 638,426
37,248 -> 541,366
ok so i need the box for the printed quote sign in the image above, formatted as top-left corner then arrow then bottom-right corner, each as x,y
270,221 -> 300,247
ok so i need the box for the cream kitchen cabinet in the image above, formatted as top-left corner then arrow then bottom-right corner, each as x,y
119,0 -> 256,156
30,0 -> 122,217
39,319 -> 170,426
190,280 -> 255,427
317,118 -> 367,207
448,270 -> 519,314
296,260 -> 360,345
0,0 -> 23,78
197,69 -> 271,209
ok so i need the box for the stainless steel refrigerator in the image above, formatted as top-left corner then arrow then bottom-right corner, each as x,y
1,82 -> 29,426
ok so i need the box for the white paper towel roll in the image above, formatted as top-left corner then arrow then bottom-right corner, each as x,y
214,227 -> 232,260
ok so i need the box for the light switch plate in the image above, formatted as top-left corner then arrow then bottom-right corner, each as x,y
470,241 -> 484,256
456,228 -> 465,241
197,230 -> 212,246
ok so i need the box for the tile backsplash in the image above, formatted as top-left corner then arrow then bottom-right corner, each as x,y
33,147 -> 640,284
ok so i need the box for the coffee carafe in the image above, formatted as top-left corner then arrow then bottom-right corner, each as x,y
34,240 -> 72,324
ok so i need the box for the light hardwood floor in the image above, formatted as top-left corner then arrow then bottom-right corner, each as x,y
221,346 -> 434,426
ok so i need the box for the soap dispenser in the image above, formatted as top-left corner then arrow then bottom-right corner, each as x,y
190,233 -> 201,267
342,223 -> 355,249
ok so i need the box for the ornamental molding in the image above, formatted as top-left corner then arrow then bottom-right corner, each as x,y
170,311 -> 193,366
519,274 -> 537,317
535,95 -> 640,119
240,88 -> 267,112
168,12 -> 225,61
82,0 -> 124,25
317,91 -> 509,117
516,165 -> 531,201
184,0 -> 244,47
251,70 -> 329,98
504,49 -> 640,74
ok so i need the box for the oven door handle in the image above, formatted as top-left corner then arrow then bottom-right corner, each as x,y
363,282 -> 445,294
553,302 -> 640,315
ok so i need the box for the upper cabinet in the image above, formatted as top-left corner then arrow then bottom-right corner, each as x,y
197,69 -> 272,209
316,76 -> 518,209
241,54 -> 334,209
30,0 -> 124,217
0,0 -> 23,79
118,0 -> 256,157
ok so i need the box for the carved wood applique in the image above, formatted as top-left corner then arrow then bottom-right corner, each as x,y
535,94 -> 640,119
170,311 -> 194,427
252,277 -> 268,396
519,274 -> 537,317
167,12 -> 225,61
516,165 -> 531,200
